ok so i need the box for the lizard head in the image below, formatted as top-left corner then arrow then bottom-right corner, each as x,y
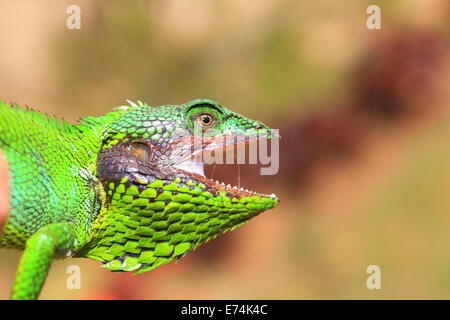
79,99 -> 279,273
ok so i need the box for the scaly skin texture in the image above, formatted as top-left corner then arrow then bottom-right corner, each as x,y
0,99 -> 279,299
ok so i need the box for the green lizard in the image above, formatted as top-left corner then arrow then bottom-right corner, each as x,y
0,99 -> 279,300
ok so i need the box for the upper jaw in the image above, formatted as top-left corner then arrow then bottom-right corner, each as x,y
171,130 -> 273,169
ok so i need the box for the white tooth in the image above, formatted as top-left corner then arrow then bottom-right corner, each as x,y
227,184 -> 231,189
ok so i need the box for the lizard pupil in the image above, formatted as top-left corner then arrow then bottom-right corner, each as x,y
198,114 -> 213,127
202,115 -> 211,124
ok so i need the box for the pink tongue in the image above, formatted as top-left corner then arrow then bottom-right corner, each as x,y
174,154 -> 205,177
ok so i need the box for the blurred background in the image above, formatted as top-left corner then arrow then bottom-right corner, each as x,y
1,0 -> 450,299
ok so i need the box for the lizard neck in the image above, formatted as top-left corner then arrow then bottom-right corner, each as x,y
0,102 -> 116,250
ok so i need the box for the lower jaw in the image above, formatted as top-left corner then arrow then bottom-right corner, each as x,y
176,166 -> 277,200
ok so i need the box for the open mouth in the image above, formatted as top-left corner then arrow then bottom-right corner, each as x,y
172,133 -> 278,200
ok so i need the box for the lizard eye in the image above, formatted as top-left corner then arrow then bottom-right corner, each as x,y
197,113 -> 215,128
129,142 -> 151,162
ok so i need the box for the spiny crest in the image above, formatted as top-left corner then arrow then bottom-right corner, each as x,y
77,100 -> 149,133
125,100 -> 148,108
74,100 -> 147,132
0,100 -> 90,135
0,100 -> 147,136
110,100 -> 149,112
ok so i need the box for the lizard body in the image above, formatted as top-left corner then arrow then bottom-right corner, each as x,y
0,99 -> 279,299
